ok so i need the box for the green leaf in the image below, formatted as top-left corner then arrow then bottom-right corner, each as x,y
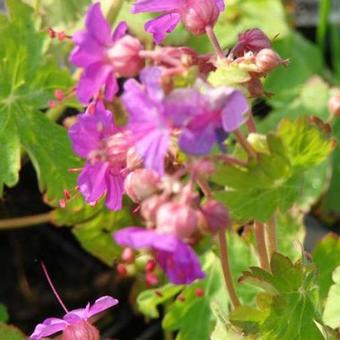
231,253 -> 324,339
0,323 -> 25,340
137,284 -> 183,319
71,206 -> 135,265
213,117 -> 334,222
323,266 -> 340,329
0,0 -> 78,204
0,304 -> 9,323
313,233 -> 340,301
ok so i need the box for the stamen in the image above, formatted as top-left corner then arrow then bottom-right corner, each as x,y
40,262 -> 69,313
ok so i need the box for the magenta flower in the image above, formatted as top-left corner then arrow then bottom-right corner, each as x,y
175,85 -> 249,155
122,67 -> 170,175
69,102 -> 130,210
132,0 -> 225,43
30,296 -> 118,339
114,227 -> 205,284
70,3 -> 143,104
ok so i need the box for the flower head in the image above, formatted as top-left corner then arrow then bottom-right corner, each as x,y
132,0 -> 225,43
70,3 -> 143,103
30,296 -> 118,340
167,83 -> 249,155
114,227 -> 205,284
69,102 -> 130,210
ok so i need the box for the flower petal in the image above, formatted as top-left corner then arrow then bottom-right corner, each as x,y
105,171 -> 125,211
87,296 -> 119,318
86,3 -> 112,46
78,162 -> 109,205
104,73 -> 119,102
156,239 -> 205,284
77,62 -> 113,104
140,67 -> 164,102
221,90 -> 249,132
114,227 -> 178,252
30,318 -> 68,340
132,0 -> 184,13
145,13 -> 181,44
112,21 -> 128,42
215,0 -> 225,11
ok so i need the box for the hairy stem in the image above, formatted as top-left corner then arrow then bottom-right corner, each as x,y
218,230 -> 240,308
266,216 -> 277,258
0,213 -> 52,230
212,154 -> 248,167
254,221 -> 270,271
246,110 -> 257,133
106,0 -> 125,26
234,129 -> 257,160
205,26 -> 225,59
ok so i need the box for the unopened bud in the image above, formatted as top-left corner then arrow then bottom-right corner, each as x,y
145,259 -> 157,272
181,0 -> 220,35
55,89 -> 64,101
61,320 -> 99,340
57,32 -> 67,41
48,100 -> 57,109
124,169 -> 160,203
108,35 -> 144,77
126,148 -> 143,170
117,263 -> 127,276
195,287 -> 204,297
121,248 -> 134,263
255,48 -> 288,74
328,93 -> 340,117
145,271 -> 159,286
156,202 -> 198,239
47,27 -> 56,39
231,28 -> 272,58
201,200 -> 230,233
140,195 -> 167,224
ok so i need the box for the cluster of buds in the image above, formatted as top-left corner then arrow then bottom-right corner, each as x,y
227,29 -> 289,97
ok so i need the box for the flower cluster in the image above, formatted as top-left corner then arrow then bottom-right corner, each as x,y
65,0 -> 287,291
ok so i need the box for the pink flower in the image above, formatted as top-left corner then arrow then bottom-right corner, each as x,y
69,102 -> 130,210
132,0 -> 225,43
114,227 -> 205,284
30,296 -> 118,339
70,3 -> 143,103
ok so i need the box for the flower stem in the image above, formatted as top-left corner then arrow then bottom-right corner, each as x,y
234,129 -> 257,160
106,0 -> 125,26
265,216 -> 277,258
212,154 -> 248,167
218,230 -> 240,308
205,26 -> 224,59
254,221 -> 270,271
246,110 -> 257,133
0,213 -> 52,230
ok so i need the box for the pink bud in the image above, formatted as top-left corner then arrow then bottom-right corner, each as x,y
107,35 -> 144,77
140,195 -> 166,224
180,0 -> 220,35
48,100 -> 57,109
146,272 -> 159,286
231,28 -> 272,58
195,287 -> 204,297
47,27 -> 56,39
124,169 -> 160,203
255,48 -> 288,74
126,148 -> 143,170
54,89 -> 64,101
117,263 -> 127,276
156,202 -> 198,239
201,200 -> 230,233
61,320 -> 99,340
145,259 -> 157,272
121,247 -> 135,263
328,94 -> 340,117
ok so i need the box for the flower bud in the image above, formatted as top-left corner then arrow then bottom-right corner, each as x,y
124,169 -> 160,203
156,202 -> 198,239
231,28 -> 272,58
121,247 -> 135,263
180,0 -> 220,35
255,48 -> 288,74
126,148 -> 143,170
328,93 -> 340,117
145,271 -> 159,286
140,195 -> 167,224
61,320 -> 99,340
145,259 -> 157,272
107,35 -> 144,77
201,200 -> 230,233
